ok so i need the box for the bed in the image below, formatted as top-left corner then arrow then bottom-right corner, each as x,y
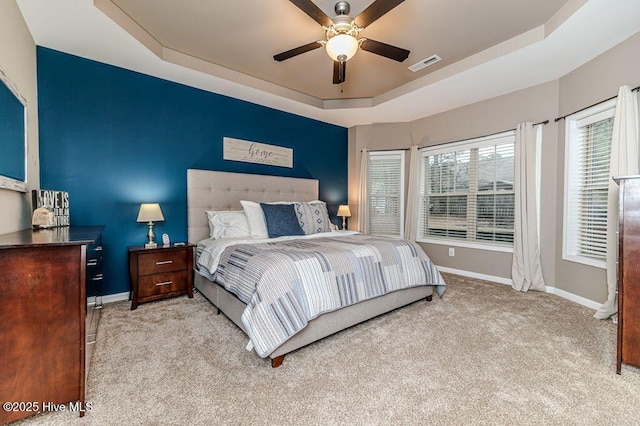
187,169 -> 445,367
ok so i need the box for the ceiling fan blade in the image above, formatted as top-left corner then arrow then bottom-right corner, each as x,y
355,0 -> 404,28
289,0 -> 332,26
333,61 -> 346,84
360,39 -> 410,62
274,41 -> 322,62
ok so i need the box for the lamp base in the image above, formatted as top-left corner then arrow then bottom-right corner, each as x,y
145,221 -> 157,249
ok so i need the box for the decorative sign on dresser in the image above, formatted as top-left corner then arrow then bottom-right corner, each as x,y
31,189 -> 70,227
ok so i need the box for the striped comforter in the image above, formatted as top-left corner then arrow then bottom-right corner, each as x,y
214,234 -> 446,357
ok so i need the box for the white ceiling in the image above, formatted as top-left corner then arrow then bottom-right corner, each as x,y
16,0 -> 640,128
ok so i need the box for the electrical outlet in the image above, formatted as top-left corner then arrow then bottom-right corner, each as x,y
448,247 -> 455,257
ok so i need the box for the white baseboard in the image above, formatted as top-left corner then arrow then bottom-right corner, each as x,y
436,265 -> 601,310
544,287 -> 601,310
102,291 -> 129,304
436,266 -> 513,286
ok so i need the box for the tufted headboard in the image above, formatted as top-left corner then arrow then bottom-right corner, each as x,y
187,169 -> 319,243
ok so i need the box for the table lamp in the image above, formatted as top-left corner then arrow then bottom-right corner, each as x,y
137,203 -> 164,248
337,205 -> 351,230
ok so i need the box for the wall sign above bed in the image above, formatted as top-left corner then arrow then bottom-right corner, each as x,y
223,137 -> 293,168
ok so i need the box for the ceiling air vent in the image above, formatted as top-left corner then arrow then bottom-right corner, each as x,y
408,54 -> 442,72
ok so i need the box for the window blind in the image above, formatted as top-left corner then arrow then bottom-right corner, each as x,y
419,132 -> 515,245
368,151 -> 404,237
566,110 -> 614,261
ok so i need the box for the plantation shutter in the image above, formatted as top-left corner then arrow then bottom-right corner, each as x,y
368,151 -> 404,237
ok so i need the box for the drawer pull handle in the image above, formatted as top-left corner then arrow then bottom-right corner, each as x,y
156,280 -> 173,287
156,260 -> 173,265
94,246 -> 103,251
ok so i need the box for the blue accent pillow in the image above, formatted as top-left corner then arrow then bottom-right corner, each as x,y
260,203 -> 305,238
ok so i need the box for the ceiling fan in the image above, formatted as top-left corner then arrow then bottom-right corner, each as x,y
274,0 -> 410,85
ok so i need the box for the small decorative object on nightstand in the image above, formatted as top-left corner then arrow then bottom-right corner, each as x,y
128,243 -> 194,310
137,203 -> 164,248
337,204 -> 351,230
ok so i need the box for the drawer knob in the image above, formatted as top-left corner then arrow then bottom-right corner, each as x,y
155,260 -> 173,265
156,280 -> 173,287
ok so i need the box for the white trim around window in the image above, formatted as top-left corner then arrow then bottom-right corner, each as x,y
421,237 -> 514,253
417,131 -> 516,248
562,99 -> 616,269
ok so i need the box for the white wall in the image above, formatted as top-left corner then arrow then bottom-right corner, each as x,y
0,0 -> 39,235
349,30 -> 640,304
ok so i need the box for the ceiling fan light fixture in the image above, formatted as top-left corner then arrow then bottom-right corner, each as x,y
325,33 -> 359,62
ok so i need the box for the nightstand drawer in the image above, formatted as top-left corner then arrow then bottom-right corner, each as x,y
138,250 -> 187,275
138,271 -> 188,298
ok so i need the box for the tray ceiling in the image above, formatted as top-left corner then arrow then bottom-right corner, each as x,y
16,0 -> 640,126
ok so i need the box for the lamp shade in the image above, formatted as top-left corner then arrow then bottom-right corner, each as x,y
137,203 -> 165,222
326,34 -> 359,62
337,205 -> 351,217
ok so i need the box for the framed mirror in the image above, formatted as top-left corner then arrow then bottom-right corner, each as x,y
0,65 -> 28,192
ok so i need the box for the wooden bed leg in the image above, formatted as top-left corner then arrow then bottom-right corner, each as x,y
426,295 -> 433,302
271,355 -> 285,368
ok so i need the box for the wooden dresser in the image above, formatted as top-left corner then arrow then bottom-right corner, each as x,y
615,176 -> 640,373
0,226 -> 104,424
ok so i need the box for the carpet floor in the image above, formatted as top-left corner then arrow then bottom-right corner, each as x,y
16,274 -> 640,425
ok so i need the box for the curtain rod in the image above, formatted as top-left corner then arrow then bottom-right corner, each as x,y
417,119 -> 549,150
361,120 -> 549,153
554,85 -> 640,122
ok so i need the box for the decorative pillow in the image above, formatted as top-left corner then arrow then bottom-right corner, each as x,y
205,210 -> 250,239
240,200 -> 269,238
293,201 -> 332,234
260,203 -> 304,238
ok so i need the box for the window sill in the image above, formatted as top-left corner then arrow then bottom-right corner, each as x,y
562,254 -> 606,270
418,238 -> 513,253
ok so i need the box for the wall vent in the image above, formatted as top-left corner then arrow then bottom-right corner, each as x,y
408,54 -> 442,72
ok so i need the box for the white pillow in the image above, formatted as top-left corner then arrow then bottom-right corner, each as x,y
205,210 -> 250,239
240,200 -> 269,238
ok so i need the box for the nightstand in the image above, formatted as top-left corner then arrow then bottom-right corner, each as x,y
128,244 -> 194,310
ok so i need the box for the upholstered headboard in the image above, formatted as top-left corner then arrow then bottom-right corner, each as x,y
187,169 -> 319,243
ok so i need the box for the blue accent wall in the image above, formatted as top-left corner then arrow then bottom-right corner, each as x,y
37,47 -> 348,296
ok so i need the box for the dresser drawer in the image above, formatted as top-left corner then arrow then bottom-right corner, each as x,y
138,250 -> 187,275
138,271 -> 188,298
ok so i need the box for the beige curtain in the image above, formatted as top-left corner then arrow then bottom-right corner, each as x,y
404,146 -> 421,241
595,85 -> 639,320
358,149 -> 369,234
511,123 -> 546,292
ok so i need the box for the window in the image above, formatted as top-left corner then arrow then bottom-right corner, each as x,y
563,99 -> 616,268
368,150 -> 405,237
418,132 -> 515,248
